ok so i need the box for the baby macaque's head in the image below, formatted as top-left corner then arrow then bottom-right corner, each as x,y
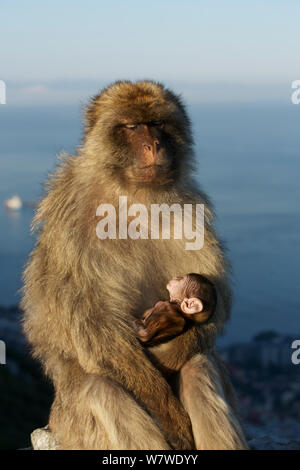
167,273 -> 217,317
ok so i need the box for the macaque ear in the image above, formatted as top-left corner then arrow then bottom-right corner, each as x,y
181,298 -> 203,315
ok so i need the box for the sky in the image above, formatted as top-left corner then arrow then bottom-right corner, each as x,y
0,0 -> 300,104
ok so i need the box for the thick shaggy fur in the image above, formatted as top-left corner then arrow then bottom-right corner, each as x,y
22,80 -> 247,449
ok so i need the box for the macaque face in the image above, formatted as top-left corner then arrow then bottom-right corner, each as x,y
85,81 -> 192,187
166,276 -> 187,302
115,121 -> 178,185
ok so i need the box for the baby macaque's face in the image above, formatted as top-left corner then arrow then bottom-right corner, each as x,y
166,276 -> 187,302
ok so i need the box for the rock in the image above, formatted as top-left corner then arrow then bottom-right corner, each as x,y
31,427 -> 59,450
30,427 -> 300,450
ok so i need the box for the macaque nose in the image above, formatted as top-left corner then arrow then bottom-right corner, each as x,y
143,144 -> 152,152
143,139 -> 160,154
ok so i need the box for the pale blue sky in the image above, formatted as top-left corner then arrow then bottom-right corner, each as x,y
1,0 -> 299,103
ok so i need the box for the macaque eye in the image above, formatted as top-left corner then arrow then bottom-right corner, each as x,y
124,123 -> 138,130
151,121 -> 164,128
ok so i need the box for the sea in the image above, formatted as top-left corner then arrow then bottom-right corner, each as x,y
0,102 -> 299,343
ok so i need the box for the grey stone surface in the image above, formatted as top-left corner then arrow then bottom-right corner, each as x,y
31,426 -> 59,450
30,427 -> 300,450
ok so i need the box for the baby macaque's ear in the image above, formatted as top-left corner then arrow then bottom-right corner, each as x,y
181,297 -> 203,315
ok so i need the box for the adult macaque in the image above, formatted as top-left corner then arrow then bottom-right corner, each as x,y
22,80 -> 247,450
135,273 -> 216,347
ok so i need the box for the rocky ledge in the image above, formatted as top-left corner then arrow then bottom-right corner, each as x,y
29,427 -> 300,450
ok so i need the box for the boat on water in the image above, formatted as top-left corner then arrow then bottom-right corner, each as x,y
4,195 -> 23,210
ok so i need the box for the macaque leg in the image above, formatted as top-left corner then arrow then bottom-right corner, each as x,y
50,373 -> 171,450
179,354 -> 248,450
84,375 -> 171,450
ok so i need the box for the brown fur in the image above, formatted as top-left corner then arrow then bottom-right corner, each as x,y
179,354 -> 247,450
22,80 -> 247,449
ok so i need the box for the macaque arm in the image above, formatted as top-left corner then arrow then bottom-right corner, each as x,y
70,304 -> 194,450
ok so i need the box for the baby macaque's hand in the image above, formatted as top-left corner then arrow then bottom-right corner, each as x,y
132,307 -> 153,338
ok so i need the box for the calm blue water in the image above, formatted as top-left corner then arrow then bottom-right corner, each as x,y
0,103 -> 299,342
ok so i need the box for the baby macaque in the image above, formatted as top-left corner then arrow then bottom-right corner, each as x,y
134,274 -> 217,347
